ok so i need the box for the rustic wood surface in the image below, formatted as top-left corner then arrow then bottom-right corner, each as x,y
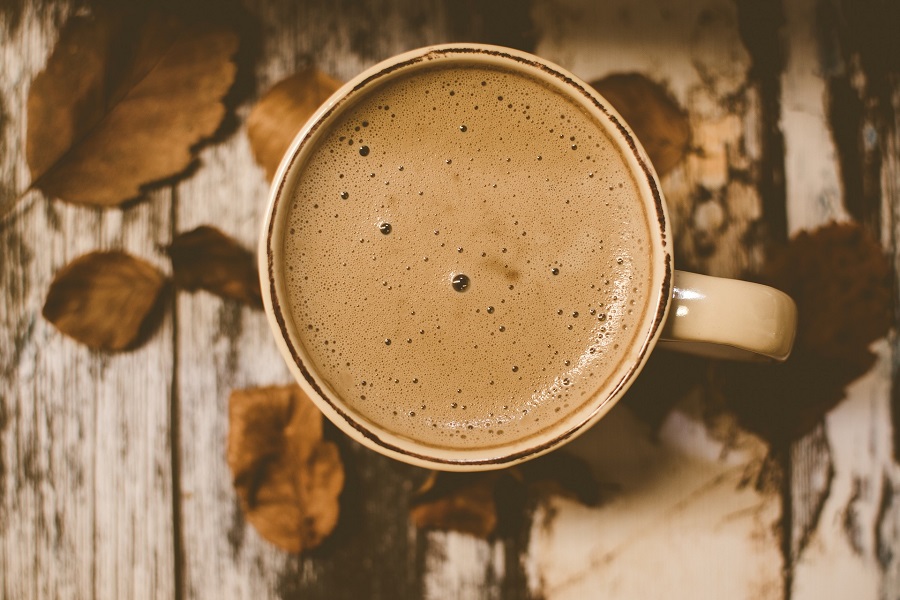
1,0 -> 898,598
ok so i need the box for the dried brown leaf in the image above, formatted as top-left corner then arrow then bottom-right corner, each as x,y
247,68 -> 343,181
723,222 -> 892,444
165,226 -> 261,308
227,384 -> 344,553
26,8 -> 238,206
409,453 -> 599,538
591,73 -> 690,177
764,222 -> 892,365
42,250 -> 167,351
409,472 -> 499,538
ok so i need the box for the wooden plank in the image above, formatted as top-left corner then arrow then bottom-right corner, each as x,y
791,343 -> 895,599
422,532 -> 506,599
524,403 -> 782,599
0,4 -> 176,599
173,137 -> 290,599
528,0 -> 785,596
885,80 -> 900,600
776,1 -> 853,595
779,0 -> 848,234
778,1 -> 900,599
174,2 -> 440,598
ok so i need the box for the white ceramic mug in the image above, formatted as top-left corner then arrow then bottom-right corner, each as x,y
259,44 -> 797,471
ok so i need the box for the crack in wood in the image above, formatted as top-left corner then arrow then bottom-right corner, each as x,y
214,302 -> 244,381
733,3 -> 795,596
842,475 -> 867,556
226,496 -> 246,560
170,188 -> 186,600
790,425 -> 834,564
829,0 -> 900,228
876,472 -> 896,569
41,199 -> 61,233
0,228 -> 34,382
0,89 -> 16,216
0,394 -> 6,529
2,318 -> 35,384
497,522 -> 534,600
734,0 -> 788,245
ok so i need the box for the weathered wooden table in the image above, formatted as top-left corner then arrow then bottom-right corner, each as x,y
3,0 -> 899,598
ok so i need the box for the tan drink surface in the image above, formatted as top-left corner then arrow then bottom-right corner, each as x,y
282,63 -> 654,450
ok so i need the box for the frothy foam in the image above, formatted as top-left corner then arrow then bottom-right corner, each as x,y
281,62 -> 654,451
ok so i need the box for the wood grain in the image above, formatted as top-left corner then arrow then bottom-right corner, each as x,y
0,5 -> 176,599
778,1 -> 900,598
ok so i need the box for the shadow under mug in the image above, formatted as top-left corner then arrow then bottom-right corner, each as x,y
259,44 -> 797,471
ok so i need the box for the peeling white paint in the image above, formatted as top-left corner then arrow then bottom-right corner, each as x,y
524,404 -> 782,599
424,532 -> 504,599
780,0 -> 848,232
792,339 -> 896,600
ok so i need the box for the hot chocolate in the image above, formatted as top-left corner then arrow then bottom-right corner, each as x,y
279,62 -> 654,450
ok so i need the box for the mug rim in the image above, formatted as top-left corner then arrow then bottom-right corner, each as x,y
260,43 -> 673,471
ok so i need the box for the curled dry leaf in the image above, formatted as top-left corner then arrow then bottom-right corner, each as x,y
722,222 -> 892,444
165,226 -> 261,308
228,384 -> 344,553
590,73 -> 690,177
247,68 -> 343,181
409,453 -> 598,538
42,250 -> 167,351
410,472 -> 499,538
26,8 -> 238,207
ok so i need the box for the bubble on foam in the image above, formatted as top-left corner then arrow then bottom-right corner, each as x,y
282,62 -> 654,451
451,273 -> 470,292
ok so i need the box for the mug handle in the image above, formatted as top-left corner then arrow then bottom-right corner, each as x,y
657,271 -> 797,361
